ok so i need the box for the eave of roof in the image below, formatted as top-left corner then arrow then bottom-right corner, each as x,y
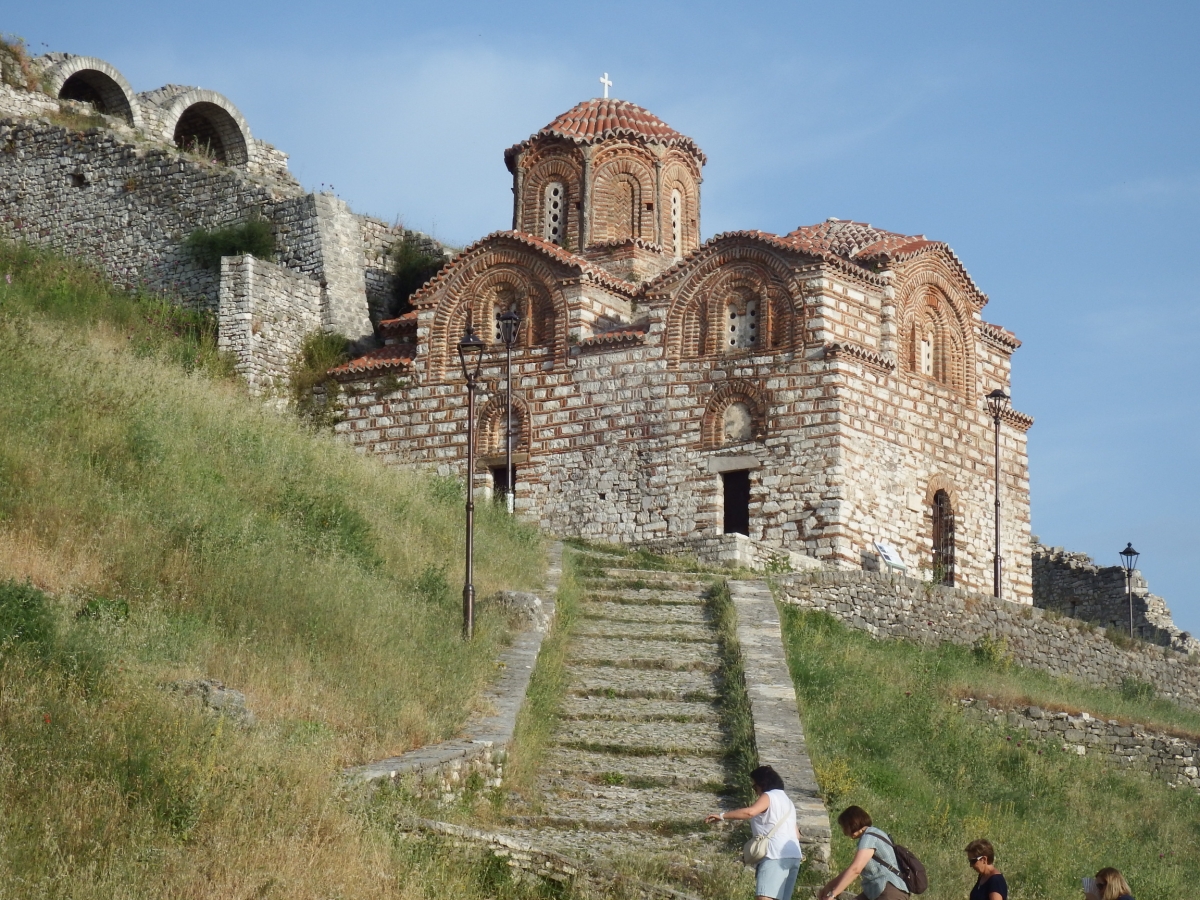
406,230 -> 638,308
329,344 -> 415,379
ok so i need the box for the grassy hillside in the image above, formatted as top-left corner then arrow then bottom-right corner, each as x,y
0,243 -> 551,898
781,605 -> 1200,900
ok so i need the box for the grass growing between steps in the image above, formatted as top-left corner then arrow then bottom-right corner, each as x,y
0,242 -> 550,898
781,606 -> 1200,900
707,580 -> 756,805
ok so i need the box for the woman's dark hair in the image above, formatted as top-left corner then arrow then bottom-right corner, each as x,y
749,765 -> 785,793
965,839 -> 995,863
837,805 -> 872,835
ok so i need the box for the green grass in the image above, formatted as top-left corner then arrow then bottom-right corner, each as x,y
184,218 -> 276,270
0,242 -> 553,897
781,605 -> 1200,900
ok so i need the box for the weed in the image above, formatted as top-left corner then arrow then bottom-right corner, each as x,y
289,330 -> 350,426
706,579 -> 755,802
184,218 -> 275,270
973,634 -> 1014,671
76,594 -> 130,622
0,579 -> 54,653
391,233 -> 447,317
1120,677 -> 1156,702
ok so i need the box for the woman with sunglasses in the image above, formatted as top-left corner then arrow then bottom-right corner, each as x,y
965,840 -> 1006,900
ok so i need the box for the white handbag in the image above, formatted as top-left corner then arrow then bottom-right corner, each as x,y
742,813 -> 786,866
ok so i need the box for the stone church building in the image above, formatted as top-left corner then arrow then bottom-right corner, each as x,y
333,98 -> 1035,599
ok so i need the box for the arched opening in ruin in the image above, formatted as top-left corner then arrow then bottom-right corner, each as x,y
173,102 -> 248,166
57,70 -> 136,125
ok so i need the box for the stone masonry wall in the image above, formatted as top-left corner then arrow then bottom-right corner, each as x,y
775,569 -> 1200,711
1033,543 -> 1198,653
217,255 -> 322,393
960,698 -> 1200,793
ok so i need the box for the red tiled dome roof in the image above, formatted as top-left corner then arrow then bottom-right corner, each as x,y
505,99 -> 706,167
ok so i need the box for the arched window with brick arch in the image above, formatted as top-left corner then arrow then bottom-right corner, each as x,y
701,381 -> 768,448
591,154 -> 653,244
895,279 -> 970,394
543,182 -> 566,245
477,393 -> 530,456
724,287 -> 760,352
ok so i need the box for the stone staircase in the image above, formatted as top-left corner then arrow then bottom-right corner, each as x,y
501,550 -> 745,882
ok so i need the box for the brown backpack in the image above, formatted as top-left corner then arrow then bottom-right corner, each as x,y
868,829 -> 928,895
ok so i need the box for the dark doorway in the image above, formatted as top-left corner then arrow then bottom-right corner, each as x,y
491,466 -> 514,504
722,470 -> 751,535
931,489 -> 955,585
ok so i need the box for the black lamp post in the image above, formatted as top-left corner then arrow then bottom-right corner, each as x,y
457,323 -> 486,640
497,310 -> 522,515
985,388 -> 1010,599
1120,542 -> 1140,638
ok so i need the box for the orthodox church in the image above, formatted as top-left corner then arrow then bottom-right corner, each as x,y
333,94 -> 1034,598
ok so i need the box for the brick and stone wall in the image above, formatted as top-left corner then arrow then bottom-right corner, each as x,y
1033,543 -> 1198,653
960,698 -> 1200,793
774,569 -> 1200,710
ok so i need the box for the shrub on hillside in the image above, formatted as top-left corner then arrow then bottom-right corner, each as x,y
290,330 -> 351,426
184,218 -> 275,270
0,580 -> 54,653
391,233 -> 447,317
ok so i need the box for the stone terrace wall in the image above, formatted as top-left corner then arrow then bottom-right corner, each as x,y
217,255 -> 321,393
960,698 -> 1200,792
775,570 -> 1200,710
1033,543 -> 1198,653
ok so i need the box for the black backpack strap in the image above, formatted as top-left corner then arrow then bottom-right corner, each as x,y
863,830 -> 906,881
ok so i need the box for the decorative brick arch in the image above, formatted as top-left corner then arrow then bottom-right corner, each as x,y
44,56 -> 141,128
591,149 -> 654,243
701,380 -> 769,448
425,246 -> 568,381
154,89 -> 253,167
476,393 -> 531,456
520,152 -> 583,248
924,473 -> 960,507
664,244 -> 804,363
894,261 -> 975,397
660,159 -> 700,257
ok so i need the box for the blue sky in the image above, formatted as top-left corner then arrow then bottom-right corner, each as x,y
12,2 -> 1200,628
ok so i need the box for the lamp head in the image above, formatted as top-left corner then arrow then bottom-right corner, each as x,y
985,388 -> 1010,419
498,310 -> 522,348
1119,542 -> 1140,574
457,323 -> 486,382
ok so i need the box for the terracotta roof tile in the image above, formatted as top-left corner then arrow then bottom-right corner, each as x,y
329,344 -> 415,378
577,321 -> 650,349
407,231 -> 637,308
505,99 -> 706,166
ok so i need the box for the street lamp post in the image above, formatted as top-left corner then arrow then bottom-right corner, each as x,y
457,323 -> 486,640
1120,542 -> 1140,639
985,389 -> 1010,599
498,310 -> 522,515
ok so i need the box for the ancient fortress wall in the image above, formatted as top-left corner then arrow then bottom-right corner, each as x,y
1033,543 -> 1197,653
776,569 -> 1200,710
0,51 -> 446,392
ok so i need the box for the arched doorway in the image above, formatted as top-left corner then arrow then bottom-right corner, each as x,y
931,489 -> 955,585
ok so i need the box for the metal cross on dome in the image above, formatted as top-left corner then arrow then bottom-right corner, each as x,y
599,73 -> 612,99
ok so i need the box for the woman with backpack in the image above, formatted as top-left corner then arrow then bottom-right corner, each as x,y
703,765 -> 802,900
817,806 -> 910,900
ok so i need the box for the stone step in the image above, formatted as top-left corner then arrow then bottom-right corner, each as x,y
595,568 -> 713,587
491,825 -> 733,865
560,696 -> 721,723
574,620 -> 715,642
543,747 -> 732,788
581,602 -> 711,625
516,785 -> 732,828
571,666 -> 719,700
583,588 -> 707,606
552,719 -> 726,756
572,636 -> 719,670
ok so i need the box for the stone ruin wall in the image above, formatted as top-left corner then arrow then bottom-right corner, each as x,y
775,569 -> 1200,710
1032,543 -> 1197,653
0,50 -> 451,393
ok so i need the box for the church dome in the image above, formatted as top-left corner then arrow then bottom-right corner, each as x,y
505,98 -> 706,169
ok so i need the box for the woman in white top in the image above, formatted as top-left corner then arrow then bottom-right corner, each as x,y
705,765 -> 803,900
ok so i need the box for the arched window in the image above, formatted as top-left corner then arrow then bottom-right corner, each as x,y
543,182 -> 565,245
726,294 -> 759,351
671,188 -> 683,260
612,178 -> 637,240
931,489 -> 955,586
492,284 -> 518,343
919,329 -> 935,377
